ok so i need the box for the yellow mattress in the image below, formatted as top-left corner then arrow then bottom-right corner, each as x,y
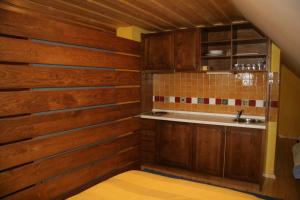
68,170 -> 261,200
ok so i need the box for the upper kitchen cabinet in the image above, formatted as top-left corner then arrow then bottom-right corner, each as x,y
174,28 -> 199,71
201,25 -> 232,71
142,28 -> 199,72
200,23 -> 269,72
142,32 -> 174,71
142,23 -> 269,73
231,23 -> 269,72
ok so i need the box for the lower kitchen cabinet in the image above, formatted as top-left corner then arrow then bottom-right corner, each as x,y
140,119 -> 158,165
142,119 -> 264,184
158,121 -> 193,169
225,127 -> 263,183
194,125 -> 225,176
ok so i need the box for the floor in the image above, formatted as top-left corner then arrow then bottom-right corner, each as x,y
142,138 -> 300,200
261,138 -> 300,200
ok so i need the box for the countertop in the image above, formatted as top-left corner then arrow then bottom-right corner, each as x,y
140,109 -> 266,129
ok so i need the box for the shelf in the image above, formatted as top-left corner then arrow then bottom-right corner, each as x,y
231,70 -> 268,73
202,55 -> 231,59
233,53 -> 267,58
202,40 -> 231,45
232,38 -> 267,43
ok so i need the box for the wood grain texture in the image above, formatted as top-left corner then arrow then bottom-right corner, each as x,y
0,9 -> 140,54
158,121 -> 193,169
225,127 -> 263,183
0,133 -> 139,197
116,87 -> 140,103
0,87 -> 140,117
5,146 -> 139,200
2,0 -> 243,32
1,0 -> 117,33
0,37 -> 140,70
0,9 -> 141,199
140,119 -> 157,165
194,125 -> 225,176
141,73 -> 153,112
143,32 -> 174,70
63,161 -> 140,200
0,117 -> 140,171
174,28 -> 199,71
143,139 -> 300,200
0,64 -> 140,88
0,103 -> 140,144
142,164 -> 260,195
41,0 -> 163,30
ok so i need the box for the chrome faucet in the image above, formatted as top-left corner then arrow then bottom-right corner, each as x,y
236,109 -> 244,120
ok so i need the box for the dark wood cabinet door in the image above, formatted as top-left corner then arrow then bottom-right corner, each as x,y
194,125 -> 225,176
174,28 -> 199,71
225,127 -> 263,183
158,121 -> 193,169
140,119 -> 157,165
143,32 -> 174,70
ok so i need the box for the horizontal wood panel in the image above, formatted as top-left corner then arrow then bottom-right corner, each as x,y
0,133 -> 139,197
0,37 -> 140,70
63,161 -> 140,200
115,71 -> 141,86
116,87 -> 140,103
0,64 -> 140,88
6,146 -> 139,200
0,87 -> 140,117
0,103 -> 140,144
0,117 -> 140,171
0,9 -> 141,200
0,9 -> 140,55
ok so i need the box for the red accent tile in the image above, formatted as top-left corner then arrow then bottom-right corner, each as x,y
155,96 -> 160,102
249,100 -> 256,107
159,96 -> 164,102
216,98 -> 222,105
175,96 -> 180,103
271,101 -> 278,108
186,97 -> 191,103
204,98 -> 209,104
235,99 -> 242,106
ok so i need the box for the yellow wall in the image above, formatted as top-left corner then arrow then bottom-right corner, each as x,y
264,43 -> 280,178
278,65 -> 300,138
264,122 -> 278,178
117,26 -> 152,42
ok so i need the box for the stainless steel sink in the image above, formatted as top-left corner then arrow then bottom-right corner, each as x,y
233,118 -> 264,124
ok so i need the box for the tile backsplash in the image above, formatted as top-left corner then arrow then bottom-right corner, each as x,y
153,72 -> 270,116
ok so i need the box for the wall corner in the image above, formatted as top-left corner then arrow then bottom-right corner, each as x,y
117,26 -> 152,42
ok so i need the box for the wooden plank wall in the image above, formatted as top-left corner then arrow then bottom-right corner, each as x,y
0,9 -> 141,199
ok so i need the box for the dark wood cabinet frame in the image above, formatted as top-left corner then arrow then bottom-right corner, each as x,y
141,119 -> 266,186
142,22 -> 270,73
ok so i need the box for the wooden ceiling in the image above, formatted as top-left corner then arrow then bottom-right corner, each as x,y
0,0 -> 244,34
